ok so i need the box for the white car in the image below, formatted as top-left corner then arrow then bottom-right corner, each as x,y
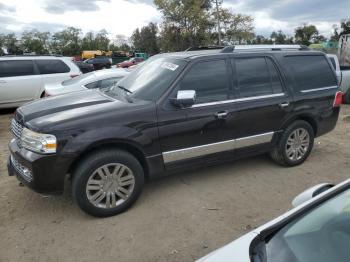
0,56 -> 81,108
44,68 -> 129,96
198,179 -> 350,262
327,54 -> 350,104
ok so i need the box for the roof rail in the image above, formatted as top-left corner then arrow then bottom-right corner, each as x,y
220,45 -> 310,53
0,54 -> 63,57
186,46 -> 225,51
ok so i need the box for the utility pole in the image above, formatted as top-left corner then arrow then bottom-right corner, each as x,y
214,0 -> 222,45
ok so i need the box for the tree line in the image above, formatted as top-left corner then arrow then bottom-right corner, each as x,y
1,0 -> 350,56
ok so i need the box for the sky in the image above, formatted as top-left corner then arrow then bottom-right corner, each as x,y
0,0 -> 349,39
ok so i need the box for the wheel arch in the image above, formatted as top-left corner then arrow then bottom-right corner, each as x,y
68,140 -> 150,180
281,114 -> 318,137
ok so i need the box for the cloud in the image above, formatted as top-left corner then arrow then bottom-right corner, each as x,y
0,3 -> 16,13
42,0 -> 111,14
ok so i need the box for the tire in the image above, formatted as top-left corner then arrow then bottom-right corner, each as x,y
72,149 -> 144,217
270,120 -> 314,167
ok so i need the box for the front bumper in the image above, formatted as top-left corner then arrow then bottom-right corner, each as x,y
7,138 -> 69,194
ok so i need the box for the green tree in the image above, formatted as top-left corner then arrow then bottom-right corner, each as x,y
155,0 -> 213,51
132,23 -> 159,54
95,29 -> 110,50
3,33 -> 22,54
82,31 -> 97,50
294,24 -> 319,45
271,30 -> 286,44
51,27 -> 82,56
21,30 -> 50,54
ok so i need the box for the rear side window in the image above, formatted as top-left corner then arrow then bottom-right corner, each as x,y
179,59 -> 229,104
329,57 -> 336,70
285,55 -> 337,91
0,60 -> 35,77
36,59 -> 70,74
234,57 -> 283,98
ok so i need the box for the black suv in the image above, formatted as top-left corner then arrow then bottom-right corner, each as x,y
84,56 -> 111,70
8,45 -> 342,217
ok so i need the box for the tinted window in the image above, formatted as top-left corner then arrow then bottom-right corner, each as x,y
266,188 -> 350,262
0,60 -> 35,77
85,81 -> 99,89
329,57 -> 336,70
285,55 -> 337,91
234,57 -> 283,98
100,77 -> 122,89
179,59 -> 229,104
36,59 -> 70,74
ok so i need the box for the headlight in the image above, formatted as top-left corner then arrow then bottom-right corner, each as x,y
21,128 -> 57,154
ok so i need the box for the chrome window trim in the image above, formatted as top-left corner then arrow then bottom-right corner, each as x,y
300,86 -> 338,93
191,93 -> 285,108
162,132 -> 274,163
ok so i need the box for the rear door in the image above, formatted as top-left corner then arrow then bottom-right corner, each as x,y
35,59 -> 71,92
230,55 -> 292,151
0,60 -> 42,105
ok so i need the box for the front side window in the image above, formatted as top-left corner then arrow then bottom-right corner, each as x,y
285,55 -> 337,91
0,60 -> 35,77
36,59 -> 70,74
100,77 -> 122,89
265,188 -> 350,262
179,59 -> 229,104
234,57 -> 283,98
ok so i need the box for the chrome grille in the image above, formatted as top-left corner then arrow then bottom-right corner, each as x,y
11,119 -> 23,139
10,155 -> 33,182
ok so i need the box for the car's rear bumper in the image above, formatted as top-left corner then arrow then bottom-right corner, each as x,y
7,138 -> 68,194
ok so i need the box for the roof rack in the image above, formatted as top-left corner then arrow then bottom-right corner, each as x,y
220,45 -> 310,53
186,46 -> 225,51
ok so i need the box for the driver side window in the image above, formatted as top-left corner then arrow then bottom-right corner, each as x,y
178,59 -> 229,104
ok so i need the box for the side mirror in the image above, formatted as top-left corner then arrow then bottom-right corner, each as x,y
292,183 -> 334,207
171,90 -> 196,107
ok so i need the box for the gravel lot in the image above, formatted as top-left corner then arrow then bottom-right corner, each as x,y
0,106 -> 349,262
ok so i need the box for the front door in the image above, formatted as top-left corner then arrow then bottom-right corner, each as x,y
157,58 -> 238,168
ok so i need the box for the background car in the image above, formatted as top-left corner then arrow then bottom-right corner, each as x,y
44,68 -> 129,96
197,179 -> 350,262
74,61 -> 94,74
0,56 -> 81,108
117,57 -> 144,68
84,56 -> 112,70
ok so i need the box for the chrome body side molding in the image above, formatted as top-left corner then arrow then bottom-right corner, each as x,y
300,86 -> 338,93
162,132 -> 274,163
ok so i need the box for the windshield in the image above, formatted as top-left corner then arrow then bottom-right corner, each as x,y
62,72 -> 95,86
265,188 -> 350,262
115,56 -> 188,101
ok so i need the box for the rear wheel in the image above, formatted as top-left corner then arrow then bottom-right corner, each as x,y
72,149 -> 144,217
270,120 -> 314,166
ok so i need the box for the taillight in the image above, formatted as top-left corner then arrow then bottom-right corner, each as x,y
70,74 -> 79,78
333,91 -> 343,107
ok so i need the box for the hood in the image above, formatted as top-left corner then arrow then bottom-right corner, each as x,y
17,90 -> 113,124
45,82 -> 86,96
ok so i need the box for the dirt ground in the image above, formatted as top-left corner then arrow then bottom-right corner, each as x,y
0,106 -> 349,262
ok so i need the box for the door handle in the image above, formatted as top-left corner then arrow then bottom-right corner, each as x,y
0,80 -> 7,84
215,111 -> 228,119
279,102 -> 290,108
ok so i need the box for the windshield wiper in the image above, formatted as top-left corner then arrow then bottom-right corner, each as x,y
117,85 -> 132,94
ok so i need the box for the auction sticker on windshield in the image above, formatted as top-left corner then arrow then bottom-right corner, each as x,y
161,62 -> 179,71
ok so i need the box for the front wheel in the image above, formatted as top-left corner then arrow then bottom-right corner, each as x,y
72,149 -> 144,217
270,120 -> 314,166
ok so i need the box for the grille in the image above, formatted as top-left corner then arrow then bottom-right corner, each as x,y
11,119 -> 23,139
10,155 -> 33,182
